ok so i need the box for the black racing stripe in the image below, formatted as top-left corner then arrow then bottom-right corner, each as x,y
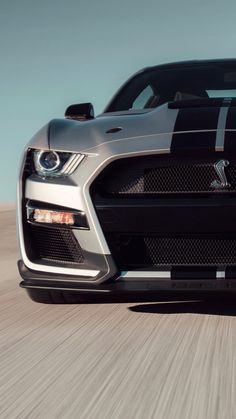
174,107 -> 220,131
171,267 -> 216,280
171,107 -> 219,152
225,108 -> 236,152
225,107 -> 236,130
224,131 -> 236,152
171,132 -> 216,152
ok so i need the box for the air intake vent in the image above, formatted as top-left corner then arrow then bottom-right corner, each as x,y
106,233 -> 236,269
28,225 -> 84,265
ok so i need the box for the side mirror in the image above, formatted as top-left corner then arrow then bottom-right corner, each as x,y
65,103 -> 95,121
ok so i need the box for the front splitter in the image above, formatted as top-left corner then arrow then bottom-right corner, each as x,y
19,260 -> 236,294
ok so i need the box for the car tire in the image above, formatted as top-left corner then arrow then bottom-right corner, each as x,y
26,288 -> 87,304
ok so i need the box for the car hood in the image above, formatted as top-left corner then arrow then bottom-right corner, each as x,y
30,103 -> 236,154
48,104 -> 179,153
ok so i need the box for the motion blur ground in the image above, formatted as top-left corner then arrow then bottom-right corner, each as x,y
1,208 -> 236,418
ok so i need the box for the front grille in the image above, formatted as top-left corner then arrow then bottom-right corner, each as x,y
106,233 -> 236,269
95,155 -> 236,195
28,225 -> 84,265
92,154 -> 236,271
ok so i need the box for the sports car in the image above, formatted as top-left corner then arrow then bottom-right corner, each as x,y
17,59 -> 236,302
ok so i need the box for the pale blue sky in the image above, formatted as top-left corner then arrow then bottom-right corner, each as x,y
1,0 -> 236,202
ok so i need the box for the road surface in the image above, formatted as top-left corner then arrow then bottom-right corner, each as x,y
0,208 -> 236,419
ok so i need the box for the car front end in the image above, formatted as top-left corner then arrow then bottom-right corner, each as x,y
18,59 -> 236,302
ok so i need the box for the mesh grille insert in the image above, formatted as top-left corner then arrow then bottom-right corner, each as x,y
96,156 -> 236,195
106,233 -> 236,269
29,225 -> 84,265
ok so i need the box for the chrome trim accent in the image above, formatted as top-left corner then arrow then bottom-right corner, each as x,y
210,159 -> 231,189
215,99 -> 231,151
61,154 -> 85,175
23,262 -> 99,278
121,271 -> 171,279
216,270 -> 225,279
215,107 -> 229,151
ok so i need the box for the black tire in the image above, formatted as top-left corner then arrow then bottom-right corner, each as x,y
26,288 -> 87,304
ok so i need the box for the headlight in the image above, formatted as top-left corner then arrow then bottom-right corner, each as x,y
33,150 -> 84,177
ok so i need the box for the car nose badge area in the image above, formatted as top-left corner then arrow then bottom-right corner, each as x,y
210,159 -> 231,190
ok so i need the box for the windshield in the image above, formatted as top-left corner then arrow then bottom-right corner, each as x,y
106,62 -> 236,112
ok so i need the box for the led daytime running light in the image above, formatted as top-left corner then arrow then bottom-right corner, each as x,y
33,150 -> 84,177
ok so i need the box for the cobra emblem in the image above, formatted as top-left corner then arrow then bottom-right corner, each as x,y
210,159 -> 231,190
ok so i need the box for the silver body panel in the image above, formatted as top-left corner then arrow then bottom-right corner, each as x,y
18,104 -> 184,284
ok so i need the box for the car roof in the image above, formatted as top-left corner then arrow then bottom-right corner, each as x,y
138,58 -> 236,74
104,59 -> 236,113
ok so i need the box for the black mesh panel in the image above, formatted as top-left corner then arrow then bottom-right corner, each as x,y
97,156 -> 236,195
29,225 -> 84,265
106,233 -> 236,269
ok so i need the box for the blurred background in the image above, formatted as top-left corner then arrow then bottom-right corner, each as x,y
1,0 -> 236,203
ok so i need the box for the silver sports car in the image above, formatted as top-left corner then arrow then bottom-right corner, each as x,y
17,59 -> 236,302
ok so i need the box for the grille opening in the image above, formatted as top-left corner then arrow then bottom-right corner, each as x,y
27,225 -> 84,265
91,154 -> 236,271
106,233 -> 236,270
92,154 -> 236,196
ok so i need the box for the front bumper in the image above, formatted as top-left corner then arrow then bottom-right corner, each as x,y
18,147 -> 236,293
18,260 -> 236,294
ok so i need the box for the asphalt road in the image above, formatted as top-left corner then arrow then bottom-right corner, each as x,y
1,209 -> 236,419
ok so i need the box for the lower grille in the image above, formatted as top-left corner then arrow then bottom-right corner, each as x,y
106,233 -> 236,269
28,225 -> 84,265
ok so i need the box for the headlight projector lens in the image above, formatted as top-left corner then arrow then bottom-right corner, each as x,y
37,151 -> 60,172
33,149 -> 84,177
